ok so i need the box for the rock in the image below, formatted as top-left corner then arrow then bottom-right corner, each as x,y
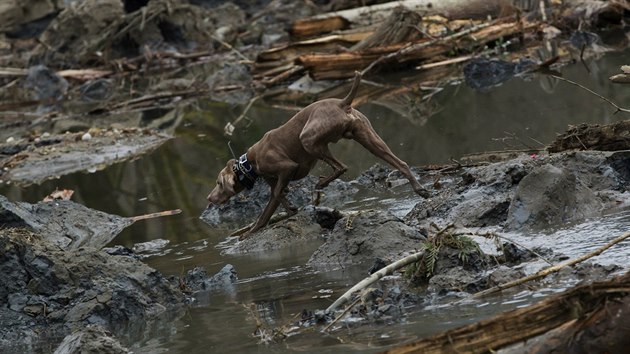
463,57 -> 537,90
0,128 -> 171,186
23,65 -> 68,105
132,239 -> 170,254
184,264 -> 238,292
200,175 -> 356,229
0,195 -> 134,250
30,0 -> 124,66
307,210 -> 426,268
506,164 -> 602,230
427,267 -> 481,295
0,0 -> 60,33
78,79 -> 114,102
223,209 -> 324,255
53,325 -> 130,354
0,227 -> 184,353
485,266 -> 526,288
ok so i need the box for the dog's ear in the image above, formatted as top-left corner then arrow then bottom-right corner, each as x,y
225,172 -> 237,194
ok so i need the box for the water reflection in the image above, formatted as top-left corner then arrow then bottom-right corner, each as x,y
2,49 -> 630,353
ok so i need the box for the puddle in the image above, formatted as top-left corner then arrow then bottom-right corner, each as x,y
2,48 -> 630,353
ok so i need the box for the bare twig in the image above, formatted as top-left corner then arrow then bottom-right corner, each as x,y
211,36 -> 250,61
415,55 -> 473,70
224,96 -> 260,136
323,296 -> 361,332
130,209 -> 182,222
361,21 -> 493,76
472,230 -> 630,298
550,74 -> 630,114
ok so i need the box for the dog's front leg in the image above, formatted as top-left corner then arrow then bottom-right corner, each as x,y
240,174 -> 292,240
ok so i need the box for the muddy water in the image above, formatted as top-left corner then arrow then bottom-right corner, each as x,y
3,50 -> 630,352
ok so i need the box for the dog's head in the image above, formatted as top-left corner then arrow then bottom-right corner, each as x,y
207,159 -> 245,204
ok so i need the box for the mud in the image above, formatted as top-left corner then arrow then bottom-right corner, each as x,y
308,209 -> 426,268
201,175 -> 357,229
205,149 -> 630,268
0,195 -> 134,250
200,148 -> 630,331
53,325 -> 130,354
0,227 -> 184,353
1,0 -> 629,352
0,128 -> 171,186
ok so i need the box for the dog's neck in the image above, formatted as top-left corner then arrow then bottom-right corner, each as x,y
232,153 -> 258,189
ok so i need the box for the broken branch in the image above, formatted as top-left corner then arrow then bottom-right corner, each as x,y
472,230 -> 630,298
326,250 -> 424,313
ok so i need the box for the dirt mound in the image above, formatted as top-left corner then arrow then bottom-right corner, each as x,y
308,210 -> 426,269
506,164 -> 602,230
0,228 -> 184,353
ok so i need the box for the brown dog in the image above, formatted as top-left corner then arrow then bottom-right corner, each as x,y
207,72 -> 429,239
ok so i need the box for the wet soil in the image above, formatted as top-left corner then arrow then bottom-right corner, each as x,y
0,227 -> 184,353
1,0 -> 630,352
0,128 -> 171,186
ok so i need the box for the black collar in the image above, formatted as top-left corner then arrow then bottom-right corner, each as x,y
232,154 -> 258,189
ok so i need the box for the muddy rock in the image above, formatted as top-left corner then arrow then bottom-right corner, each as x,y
307,210 -> 426,268
24,65 -> 68,106
30,0 -> 220,66
222,208 -> 325,255
183,264 -> 237,292
406,151 -> 628,230
30,0 -> 124,66
53,324 -> 130,354
506,164 -> 602,231
0,0 -> 62,33
0,195 -> 134,250
0,228 -> 184,353
200,175 -> 357,229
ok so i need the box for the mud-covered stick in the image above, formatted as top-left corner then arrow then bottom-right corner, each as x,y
130,209 -> 182,222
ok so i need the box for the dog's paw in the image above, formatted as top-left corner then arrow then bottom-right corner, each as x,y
415,187 -> 431,199
238,232 -> 251,241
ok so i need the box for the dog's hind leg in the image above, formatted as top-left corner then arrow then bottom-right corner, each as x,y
350,116 -> 430,198
300,119 -> 348,190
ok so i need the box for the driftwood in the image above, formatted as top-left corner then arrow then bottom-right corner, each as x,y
350,7 -> 423,51
291,0 -> 509,38
548,120 -> 630,153
384,270 -> 630,354
298,19 -> 537,80
326,251 -> 425,314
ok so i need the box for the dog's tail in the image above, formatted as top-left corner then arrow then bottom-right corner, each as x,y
340,71 -> 362,112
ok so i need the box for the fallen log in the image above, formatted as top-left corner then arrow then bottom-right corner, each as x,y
291,0 -> 510,38
384,270 -> 630,354
253,31 -> 371,74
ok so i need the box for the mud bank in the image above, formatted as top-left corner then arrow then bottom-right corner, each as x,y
0,128 -> 171,187
0,197 -> 236,353
202,147 -> 629,336
211,150 -> 630,341
205,149 -> 630,263
0,227 -> 184,352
